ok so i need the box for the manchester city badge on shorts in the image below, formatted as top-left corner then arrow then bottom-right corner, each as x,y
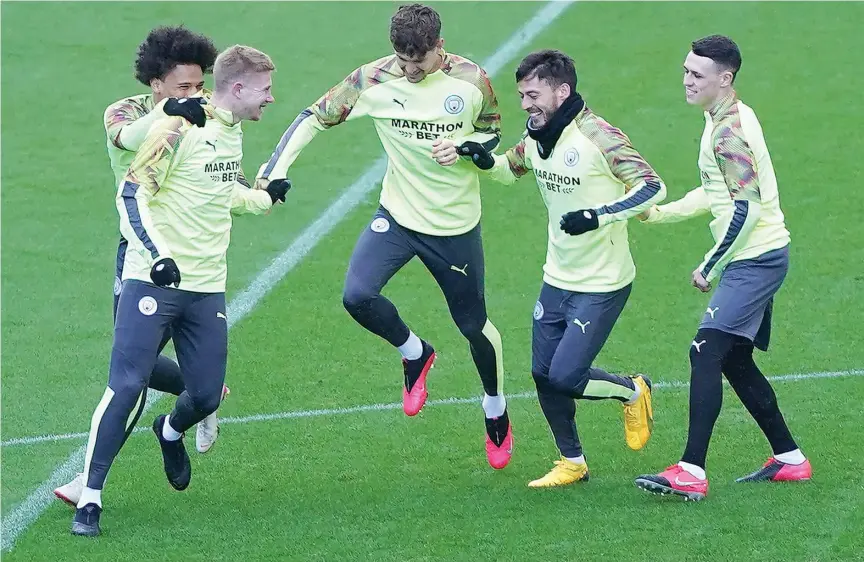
138,296 -> 158,316
371,217 -> 390,233
533,301 -> 544,320
113,276 -> 122,296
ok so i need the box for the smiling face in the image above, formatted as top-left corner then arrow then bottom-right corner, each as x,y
231,70 -> 274,121
682,50 -> 736,109
517,74 -> 571,128
150,64 -> 205,103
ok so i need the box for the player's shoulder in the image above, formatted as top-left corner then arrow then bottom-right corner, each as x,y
147,115 -> 193,148
733,99 -> 764,132
576,106 -> 632,152
104,93 -> 154,119
710,100 -> 748,149
348,54 -> 404,90
442,53 -> 493,94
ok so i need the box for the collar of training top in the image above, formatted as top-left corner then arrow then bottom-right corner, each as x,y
527,92 -> 586,160
204,103 -> 239,126
707,91 -> 738,120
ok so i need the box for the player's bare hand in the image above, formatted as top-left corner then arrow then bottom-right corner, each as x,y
691,269 -> 711,292
254,177 -> 270,190
432,139 -> 459,166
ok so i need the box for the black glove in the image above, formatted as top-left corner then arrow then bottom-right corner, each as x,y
150,258 -> 181,287
457,141 -> 495,170
164,98 -> 207,127
264,179 -> 292,204
560,209 -> 600,236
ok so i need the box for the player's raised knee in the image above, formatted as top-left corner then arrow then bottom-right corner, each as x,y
190,389 -> 222,417
342,282 -> 378,314
547,365 -> 590,396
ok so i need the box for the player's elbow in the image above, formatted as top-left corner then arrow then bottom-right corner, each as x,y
653,180 -> 668,205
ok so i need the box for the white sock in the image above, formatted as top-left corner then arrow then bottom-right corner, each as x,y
774,449 -> 806,465
565,455 -> 585,465
398,331 -> 423,360
624,381 -> 642,405
678,461 -> 706,480
482,393 -> 506,418
162,416 -> 182,441
77,486 -> 102,509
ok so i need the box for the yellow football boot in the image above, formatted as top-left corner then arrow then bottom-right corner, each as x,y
528,457 -> 589,488
623,374 -> 653,450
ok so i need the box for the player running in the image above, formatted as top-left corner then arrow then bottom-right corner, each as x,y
635,35 -> 810,501
455,49 -> 663,487
56,25 -> 230,509
255,3 -> 512,469
72,45 -> 290,537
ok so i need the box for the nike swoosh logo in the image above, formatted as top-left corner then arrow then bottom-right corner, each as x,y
674,477 -> 704,487
216,312 -> 227,319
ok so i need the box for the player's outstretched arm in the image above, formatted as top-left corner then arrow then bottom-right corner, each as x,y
105,97 -> 206,153
640,186 -> 711,224
433,65 -> 502,168
458,136 -> 531,186
254,107 -> 325,188
560,127 -> 666,236
695,122 -> 764,285
230,169 -> 280,215
116,117 -> 187,270
256,62 -> 383,187
463,66 -> 502,149
105,98 -> 168,152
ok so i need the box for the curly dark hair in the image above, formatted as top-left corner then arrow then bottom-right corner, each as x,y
134,25 -> 218,86
390,4 -> 441,58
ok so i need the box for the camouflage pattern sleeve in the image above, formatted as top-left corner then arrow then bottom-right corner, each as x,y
311,55 -> 402,127
697,105 -> 764,283
124,117 -> 187,194
104,96 -> 154,150
505,135 -> 530,177
486,134 -> 530,186
712,107 -> 761,203
117,117 -> 189,262
445,55 -> 501,148
580,111 -> 660,189
257,56 -> 402,182
579,111 -> 666,225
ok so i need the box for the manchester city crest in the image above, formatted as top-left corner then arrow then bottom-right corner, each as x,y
444,94 -> 464,114
533,301 -> 544,320
564,148 -> 579,167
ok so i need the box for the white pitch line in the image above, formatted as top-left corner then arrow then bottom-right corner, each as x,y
3,369 -> 862,449
0,1 -> 576,552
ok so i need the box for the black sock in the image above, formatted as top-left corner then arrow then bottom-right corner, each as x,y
723,343 -> 798,455
680,328 -> 737,468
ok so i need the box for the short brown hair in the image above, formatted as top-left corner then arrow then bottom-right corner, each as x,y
214,45 -> 275,89
390,4 -> 441,58
692,35 -> 742,83
516,50 -> 577,92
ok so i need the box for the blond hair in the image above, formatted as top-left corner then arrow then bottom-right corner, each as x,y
214,45 -> 275,90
